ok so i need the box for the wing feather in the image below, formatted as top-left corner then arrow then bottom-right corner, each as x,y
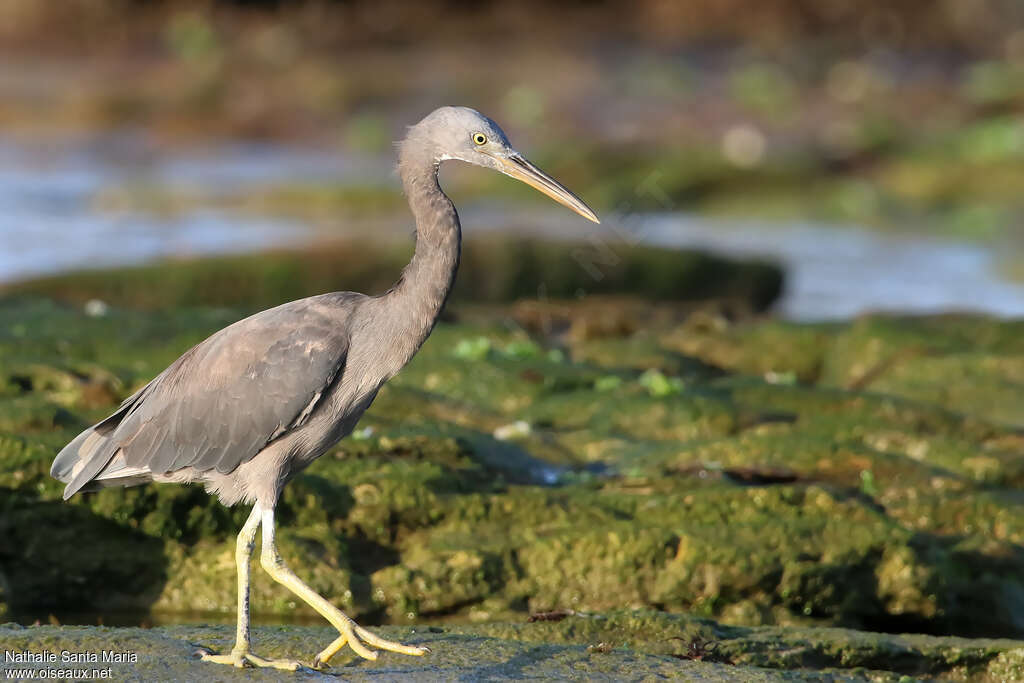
58,292 -> 360,498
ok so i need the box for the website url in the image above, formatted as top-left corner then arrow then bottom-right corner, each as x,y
4,667 -> 113,680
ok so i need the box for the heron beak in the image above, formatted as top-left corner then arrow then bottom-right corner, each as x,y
495,153 -> 600,224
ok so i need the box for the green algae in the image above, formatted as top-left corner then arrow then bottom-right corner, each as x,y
1,237 -> 783,314
2,285 -> 1024,681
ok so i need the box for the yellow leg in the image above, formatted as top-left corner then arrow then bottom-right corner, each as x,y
199,505 -> 302,671
258,507 -> 429,667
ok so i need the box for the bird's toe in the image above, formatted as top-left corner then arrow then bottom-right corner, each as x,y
245,653 -> 302,671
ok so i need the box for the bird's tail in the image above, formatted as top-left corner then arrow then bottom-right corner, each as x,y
51,382 -> 155,499
51,427 -> 102,483
51,425 -> 125,499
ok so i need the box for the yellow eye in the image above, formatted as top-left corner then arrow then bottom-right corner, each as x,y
472,133 -> 487,145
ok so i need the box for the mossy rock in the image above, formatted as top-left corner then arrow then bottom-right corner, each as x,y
1,237 -> 783,313
2,294 -> 1024,646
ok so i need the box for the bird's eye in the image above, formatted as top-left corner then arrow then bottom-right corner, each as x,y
472,133 -> 487,145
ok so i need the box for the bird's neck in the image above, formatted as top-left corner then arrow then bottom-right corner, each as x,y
380,154 -> 462,368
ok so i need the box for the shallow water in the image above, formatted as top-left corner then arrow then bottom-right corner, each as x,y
466,206 -> 1024,321
0,137 -> 349,283
637,213 -> 1024,321
2,138 -> 1022,321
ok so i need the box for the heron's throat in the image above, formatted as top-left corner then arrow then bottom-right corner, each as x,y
385,156 -> 462,362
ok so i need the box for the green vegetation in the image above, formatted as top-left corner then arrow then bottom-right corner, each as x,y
2,237 -> 782,313
574,124 -> 1024,241
3,263 -> 1024,677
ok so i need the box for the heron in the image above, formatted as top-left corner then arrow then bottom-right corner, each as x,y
50,106 -> 599,670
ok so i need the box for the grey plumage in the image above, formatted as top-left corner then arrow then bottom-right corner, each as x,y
52,106 -> 597,509
50,106 -> 598,668
54,293 -> 359,500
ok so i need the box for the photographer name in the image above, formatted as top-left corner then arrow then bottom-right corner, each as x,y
5,649 -> 137,664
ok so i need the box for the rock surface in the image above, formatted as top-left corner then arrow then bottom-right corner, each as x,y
3,613 -> 1024,681
2,283 -> 1024,679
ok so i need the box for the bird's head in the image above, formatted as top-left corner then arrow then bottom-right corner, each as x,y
402,106 -> 599,224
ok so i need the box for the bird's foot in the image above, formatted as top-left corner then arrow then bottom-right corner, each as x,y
196,646 -> 302,671
313,623 -> 429,668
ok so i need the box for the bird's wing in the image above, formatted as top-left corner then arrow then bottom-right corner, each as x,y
60,293 -> 361,498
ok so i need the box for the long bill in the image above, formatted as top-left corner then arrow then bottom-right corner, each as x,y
494,153 -> 600,224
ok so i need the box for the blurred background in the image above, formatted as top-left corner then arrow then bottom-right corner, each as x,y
4,1 -> 1024,656
2,0 -> 1023,318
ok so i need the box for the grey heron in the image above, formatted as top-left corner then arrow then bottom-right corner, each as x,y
50,106 -> 599,670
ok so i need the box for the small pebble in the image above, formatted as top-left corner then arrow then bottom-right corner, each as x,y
493,420 -> 531,441
84,299 -> 109,317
